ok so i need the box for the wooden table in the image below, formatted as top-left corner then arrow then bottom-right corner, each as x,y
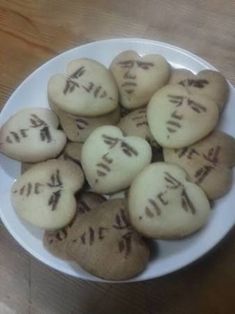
0,1 -> 235,313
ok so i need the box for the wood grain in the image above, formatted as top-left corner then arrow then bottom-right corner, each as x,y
0,0 -> 235,313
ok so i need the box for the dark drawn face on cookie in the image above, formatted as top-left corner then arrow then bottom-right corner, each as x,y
165,94 -> 207,139
0,108 -> 66,162
118,108 -> 159,147
117,59 -> 154,96
81,126 -> 152,193
12,168 -> 64,212
169,69 -> 229,111
11,159 -> 84,229
147,85 -> 219,148
70,202 -> 136,259
128,163 -> 211,239
143,170 -> 196,219
110,51 -> 170,109
48,59 -> 119,117
173,145 -> 221,184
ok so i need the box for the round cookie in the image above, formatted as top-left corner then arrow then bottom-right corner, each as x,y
163,131 -> 235,199
169,68 -> 229,111
11,159 -> 84,229
110,50 -> 170,109
128,162 -> 211,239
66,199 -> 150,281
118,107 -> 159,147
147,85 -> 219,148
50,101 -> 120,142
81,125 -> 152,194
48,58 -> 119,117
43,192 -> 106,259
0,108 -> 66,162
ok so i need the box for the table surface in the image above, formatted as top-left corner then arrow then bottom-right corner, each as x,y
0,0 -> 235,313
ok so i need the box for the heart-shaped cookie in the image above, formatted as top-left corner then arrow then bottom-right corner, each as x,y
50,101 -> 120,142
118,107 -> 159,148
11,159 -> 84,229
110,50 -> 170,109
48,58 -> 119,117
147,85 -> 219,148
169,69 -> 229,111
128,162 -> 211,239
43,192 -> 106,259
66,199 -> 150,280
81,126 -> 152,193
0,108 -> 66,162
163,131 -> 235,199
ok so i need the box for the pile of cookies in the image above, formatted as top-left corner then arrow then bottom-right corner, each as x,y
1,50 -> 235,281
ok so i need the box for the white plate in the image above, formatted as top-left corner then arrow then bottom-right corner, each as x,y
0,38 -> 235,282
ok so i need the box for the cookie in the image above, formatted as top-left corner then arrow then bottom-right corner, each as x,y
11,159 -> 84,229
128,162 -> 211,239
163,131 -> 235,199
50,101 -> 120,142
66,199 -> 150,280
0,108 -> 66,162
62,142 -> 83,165
118,107 -> 159,147
110,50 -> 170,109
43,192 -> 106,259
169,69 -> 229,111
48,58 -> 119,117
147,85 -> 219,148
81,125 -> 152,193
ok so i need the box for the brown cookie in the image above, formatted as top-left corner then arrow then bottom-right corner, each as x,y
43,192 -> 106,259
118,107 -> 159,148
66,199 -> 150,280
169,69 -> 229,111
163,131 -> 235,199
50,101 -> 120,142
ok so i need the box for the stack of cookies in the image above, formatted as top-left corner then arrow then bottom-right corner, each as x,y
0,50 -> 234,281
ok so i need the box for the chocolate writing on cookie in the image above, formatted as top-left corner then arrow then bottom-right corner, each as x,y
12,182 -> 43,196
144,171 -> 196,218
118,231 -> 133,258
102,134 -> 138,156
30,114 -> 52,143
131,109 -> 148,127
166,95 -> 207,138
5,114 -> 52,144
117,60 -> 154,95
112,208 -> 133,258
47,169 -> 63,211
63,66 -> 113,100
79,226 -> 109,245
194,146 -> 221,183
112,208 -> 130,229
75,118 -> 89,131
95,134 -> 138,179
179,79 -> 209,89
175,147 -> 200,159
168,95 -> 207,113
12,170 -> 63,211
175,145 -> 221,183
